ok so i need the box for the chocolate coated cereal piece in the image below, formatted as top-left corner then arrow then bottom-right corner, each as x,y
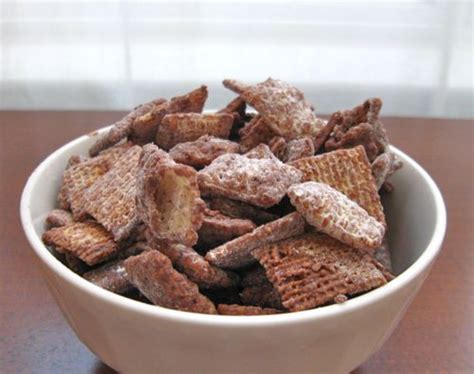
231,78 -> 326,143
67,144 -> 133,220
205,212 -> 305,269
128,86 -> 210,147
313,113 -> 337,153
128,100 -> 168,145
124,251 -> 217,314
268,136 -> 287,160
43,221 -> 118,266
288,182 -> 385,250
207,197 -> 278,226
198,208 -> 256,248
130,85 -> 210,147
89,98 -> 165,156
218,96 -> 247,139
83,259 -> 133,294
217,304 -> 282,316
238,116 -> 277,152
324,98 -> 388,161
289,146 -> 386,225
166,85 -> 208,114
169,135 -> 240,169
46,209 -> 74,228
57,156 -> 110,212
97,142 -> 134,165
218,96 -> 247,117
222,79 -> 251,94
137,144 -> 205,246
156,113 -> 233,150
244,144 -> 278,160
198,153 -> 302,208
252,233 -> 389,311
83,146 -> 143,241
89,86 -> 207,156
151,240 -> 239,289
372,149 -> 403,190
285,137 -> 315,162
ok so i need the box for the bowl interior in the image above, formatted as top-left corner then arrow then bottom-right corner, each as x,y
24,128 -> 442,289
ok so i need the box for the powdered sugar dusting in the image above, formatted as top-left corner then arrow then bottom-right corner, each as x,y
198,153 -> 302,208
288,182 -> 385,250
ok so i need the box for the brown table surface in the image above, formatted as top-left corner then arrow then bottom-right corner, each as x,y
0,111 -> 473,373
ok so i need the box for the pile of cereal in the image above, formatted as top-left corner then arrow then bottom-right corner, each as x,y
42,78 -> 402,315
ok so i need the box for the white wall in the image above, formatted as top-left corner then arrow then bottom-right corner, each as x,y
1,0 -> 472,118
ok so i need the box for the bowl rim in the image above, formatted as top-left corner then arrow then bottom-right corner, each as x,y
20,126 -> 447,327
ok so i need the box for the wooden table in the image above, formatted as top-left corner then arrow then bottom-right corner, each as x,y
0,111 -> 472,373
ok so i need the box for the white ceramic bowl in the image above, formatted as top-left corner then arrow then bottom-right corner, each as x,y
20,126 -> 446,374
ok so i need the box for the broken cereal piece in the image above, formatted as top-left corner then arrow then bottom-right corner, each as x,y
207,197 -> 278,225
89,98 -> 165,156
83,259 -> 133,294
166,85 -> 208,114
205,212 -> 305,269
218,97 -> 247,140
288,182 -> 385,250
324,98 -> 388,161
42,221 -> 118,266
372,149 -> 403,190
268,136 -> 287,160
238,116 -> 277,152
83,146 -> 143,242
137,144 -> 205,246
313,113 -> 337,152
244,144 -> 278,160
285,137 -> 315,162
198,208 -> 256,248
289,145 -> 386,225
217,304 -> 282,316
46,209 -> 74,228
233,78 -> 326,142
156,113 -> 233,150
198,153 -> 302,208
371,151 -> 394,190
128,100 -> 168,145
252,232 -> 389,311
124,250 -> 217,314
150,241 -> 239,289
222,79 -> 251,94
169,135 -> 240,169
90,86 -> 207,155
218,96 -> 247,117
